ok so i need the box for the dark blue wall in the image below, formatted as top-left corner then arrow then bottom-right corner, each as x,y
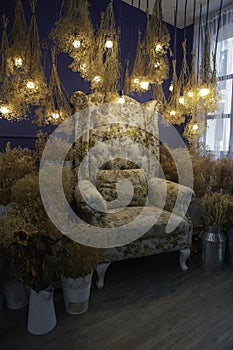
0,0 -> 193,150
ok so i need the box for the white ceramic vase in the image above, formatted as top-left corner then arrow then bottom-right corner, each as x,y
27,286 -> 57,335
61,273 -> 92,315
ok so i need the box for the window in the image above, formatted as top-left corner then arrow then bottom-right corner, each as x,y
203,15 -> 233,157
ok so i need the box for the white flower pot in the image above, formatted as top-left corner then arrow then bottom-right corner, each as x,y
27,286 -> 57,335
4,280 -> 28,310
61,273 -> 92,315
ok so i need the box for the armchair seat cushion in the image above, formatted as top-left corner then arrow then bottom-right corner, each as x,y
92,205 -> 189,239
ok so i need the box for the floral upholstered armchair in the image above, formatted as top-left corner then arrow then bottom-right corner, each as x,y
72,92 -> 194,289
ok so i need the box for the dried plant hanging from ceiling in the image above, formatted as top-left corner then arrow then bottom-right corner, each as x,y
7,0 -> 30,75
23,0 -> 48,105
50,0 -> 96,82
0,15 -> 27,121
96,0 -> 120,97
130,0 -> 170,94
183,0 -> 221,144
36,49 -> 72,125
160,0 -> 185,125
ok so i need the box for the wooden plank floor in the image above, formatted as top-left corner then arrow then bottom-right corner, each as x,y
1,246 -> 233,350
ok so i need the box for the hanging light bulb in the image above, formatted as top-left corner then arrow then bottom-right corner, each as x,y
179,96 -> 185,104
118,90 -> 125,104
155,43 -> 163,52
26,81 -> 35,89
170,110 -> 176,116
93,75 -> 101,83
73,40 -> 81,48
199,87 -> 210,97
14,57 -> 23,67
187,91 -> 194,97
80,63 -> 87,71
52,111 -> 60,119
192,123 -> 199,131
105,39 -> 113,48
140,81 -> 150,90
0,105 -> 10,115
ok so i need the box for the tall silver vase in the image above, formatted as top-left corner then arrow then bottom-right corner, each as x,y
201,225 -> 226,272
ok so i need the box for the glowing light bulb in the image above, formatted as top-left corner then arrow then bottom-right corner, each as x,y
80,63 -> 87,71
188,91 -> 194,97
118,96 -> 125,104
26,81 -> 35,89
199,88 -> 210,97
0,106 -> 10,114
155,44 -> 162,52
134,78 -> 139,84
52,112 -> 60,119
192,123 -> 198,131
154,61 -> 160,68
139,81 -> 149,90
179,97 -> 185,104
170,110 -> 176,116
15,57 -> 23,67
73,40 -> 81,48
93,75 -> 101,83
105,40 -> 113,48
169,84 -> 173,92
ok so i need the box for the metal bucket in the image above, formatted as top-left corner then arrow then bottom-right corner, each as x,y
201,225 -> 226,272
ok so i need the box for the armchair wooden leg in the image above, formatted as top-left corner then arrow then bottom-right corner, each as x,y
96,262 -> 111,289
179,248 -> 191,271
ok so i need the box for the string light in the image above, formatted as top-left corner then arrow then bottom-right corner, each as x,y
73,40 -> 81,48
0,106 -> 10,115
140,81 -> 150,90
192,123 -> 199,131
105,40 -> 113,48
199,87 -> 210,97
93,75 -> 101,83
26,81 -> 35,89
52,112 -> 60,119
14,57 -> 23,67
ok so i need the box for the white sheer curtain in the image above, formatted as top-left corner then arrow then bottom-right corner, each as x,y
193,3 -> 233,157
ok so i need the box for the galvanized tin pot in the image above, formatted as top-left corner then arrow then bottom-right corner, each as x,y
200,225 -> 226,272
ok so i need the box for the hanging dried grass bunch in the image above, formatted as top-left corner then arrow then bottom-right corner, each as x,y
130,0 -> 169,94
95,0 -> 120,96
0,15 -> 28,121
50,0 -> 95,81
36,49 -> 72,125
161,59 -> 185,125
6,0 -> 30,75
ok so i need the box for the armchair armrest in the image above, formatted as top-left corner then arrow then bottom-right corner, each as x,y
148,177 -> 195,217
74,180 -> 107,222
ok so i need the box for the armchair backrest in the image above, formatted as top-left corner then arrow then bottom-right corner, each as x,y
73,93 -> 160,183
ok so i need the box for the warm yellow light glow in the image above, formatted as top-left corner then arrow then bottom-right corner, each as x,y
140,81 -> 149,90
0,106 -> 10,114
155,44 -> 162,52
187,91 -> 194,97
134,78 -> 140,84
52,112 -> 60,119
118,96 -> 125,104
93,75 -> 101,83
179,97 -> 185,104
192,123 -> 198,131
170,110 -> 176,116
73,40 -> 81,48
14,57 -> 23,67
105,40 -> 113,48
154,61 -> 160,68
169,84 -> 173,92
199,88 -> 210,97
80,63 -> 87,71
26,81 -> 35,89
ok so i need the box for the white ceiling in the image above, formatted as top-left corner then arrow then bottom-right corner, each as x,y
122,0 -> 232,28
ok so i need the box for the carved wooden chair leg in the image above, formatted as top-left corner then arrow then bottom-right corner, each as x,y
96,262 -> 111,289
179,248 -> 191,271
